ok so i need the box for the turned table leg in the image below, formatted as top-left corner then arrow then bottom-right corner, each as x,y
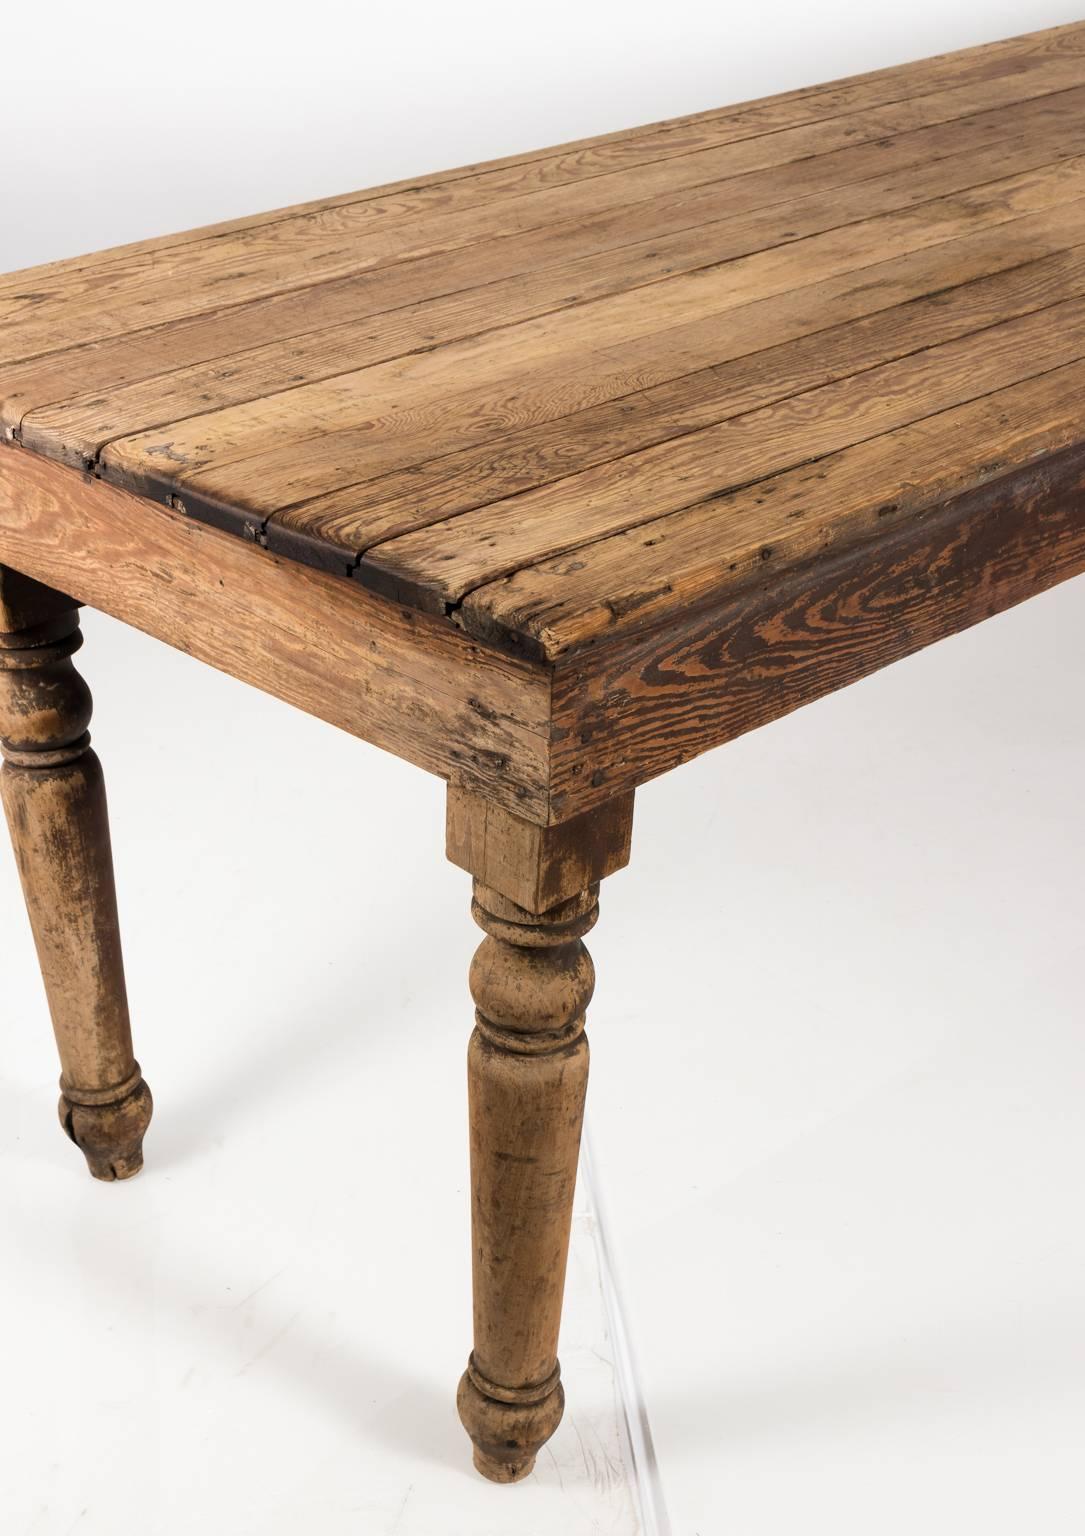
446,786 -> 635,1482
0,567 -> 151,1180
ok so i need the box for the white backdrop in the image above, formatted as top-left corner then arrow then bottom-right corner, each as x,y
3,5 -> 1085,1534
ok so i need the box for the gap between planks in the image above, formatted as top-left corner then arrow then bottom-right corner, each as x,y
78,148 -> 1085,528
9,79 -> 1085,449
4,40 -> 1085,383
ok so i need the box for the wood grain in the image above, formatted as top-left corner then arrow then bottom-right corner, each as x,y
0,27 -> 1083,834
545,444 -> 1085,818
0,446 -> 551,819
4,17 -> 1078,306
360,288 -> 1085,612
4,33 -> 1083,367
95,149 -> 1085,513
1,28 -> 1083,666
9,59 -> 1080,372
464,357 -> 1085,658
13,84 -> 1085,465
266,205 -> 1085,563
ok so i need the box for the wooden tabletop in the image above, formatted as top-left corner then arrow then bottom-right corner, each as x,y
3,21 -> 1085,666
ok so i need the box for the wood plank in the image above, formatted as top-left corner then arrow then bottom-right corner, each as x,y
463,360 -> 1085,661
5,53 -> 1084,370
545,438 -> 1085,818
8,25 -> 1074,296
356,288 -> 1085,613
269,214 -> 1085,567
17,84 -> 1085,465
94,154 -> 1085,517
4,23 -> 1081,301
2,401 -> 1082,829
0,445 -> 551,820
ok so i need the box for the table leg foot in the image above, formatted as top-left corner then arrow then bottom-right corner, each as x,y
458,1364 -> 565,1483
60,1074 -> 153,1181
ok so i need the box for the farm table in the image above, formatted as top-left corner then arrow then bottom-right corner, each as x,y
2,19 -> 1085,1487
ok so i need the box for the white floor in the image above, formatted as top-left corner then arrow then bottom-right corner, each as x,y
1,572 -> 1082,1534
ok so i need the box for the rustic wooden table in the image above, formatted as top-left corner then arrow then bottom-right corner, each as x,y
2,19 -> 1084,1487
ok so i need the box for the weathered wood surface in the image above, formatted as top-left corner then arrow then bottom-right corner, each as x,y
20,96 -> 1085,482
547,445 -> 1085,818
0,581 -> 152,1179
0,25 -> 1082,647
0,446 -> 551,819
1,25 -> 1084,829
367,284 -> 1085,618
2,18 -> 1078,315
79,150 -> 1085,519
466,349 -> 1085,658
